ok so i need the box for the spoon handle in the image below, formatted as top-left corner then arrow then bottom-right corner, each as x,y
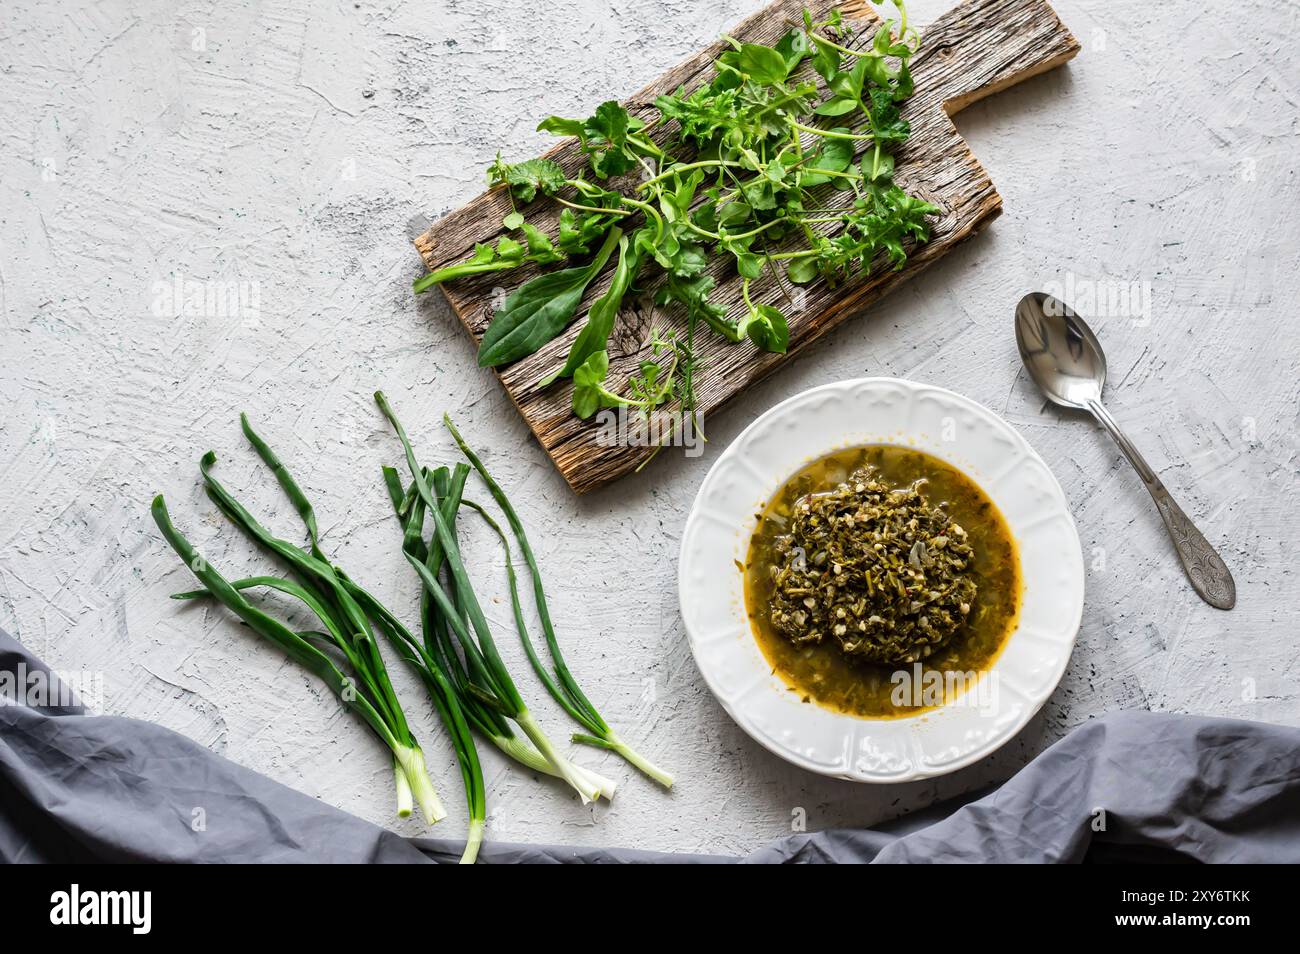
1086,400 -> 1236,609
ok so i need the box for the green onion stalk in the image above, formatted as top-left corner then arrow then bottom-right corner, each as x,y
153,493 -> 446,826
381,463 -> 616,801
337,566 -> 485,863
154,415 -> 484,851
376,392 -> 611,804
444,415 -> 674,789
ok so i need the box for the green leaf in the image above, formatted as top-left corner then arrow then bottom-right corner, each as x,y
799,130 -> 854,187
477,228 -> 622,367
518,224 -> 561,264
489,157 -> 567,203
894,59 -> 914,99
541,233 -> 645,386
813,96 -> 858,117
741,302 -> 789,353
828,61 -> 865,100
656,272 -> 739,342
725,235 -> 763,280
786,257 -> 820,284
651,223 -> 708,277
717,201 -> 752,228
658,168 -> 703,223
537,116 -> 586,138
586,101 -> 629,141
862,55 -> 891,89
584,101 -> 637,178
809,37 -> 840,82
503,211 -> 524,230
867,87 -> 910,143
556,208 -> 615,255
734,42 -> 789,85
668,239 -> 708,277
741,177 -> 777,211
495,236 -> 525,261
774,29 -> 811,71
862,150 -> 895,183
571,350 -> 611,419
873,24 -> 894,54
542,101 -> 651,180
413,232 -> 551,293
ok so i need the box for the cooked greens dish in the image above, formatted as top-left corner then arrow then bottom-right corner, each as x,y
744,444 -> 1020,718
767,466 -> 977,664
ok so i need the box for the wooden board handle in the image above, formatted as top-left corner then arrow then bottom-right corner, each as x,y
910,0 -> 1079,115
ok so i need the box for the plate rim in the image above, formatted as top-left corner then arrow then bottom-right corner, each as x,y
677,375 -> 1085,783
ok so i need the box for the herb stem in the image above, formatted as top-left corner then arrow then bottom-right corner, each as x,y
789,120 -> 874,141
810,33 -> 873,59
724,217 -> 788,241
553,196 -> 632,217
461,818 -> 484,865
801,167 -> 862,182
636,159 -> 745,190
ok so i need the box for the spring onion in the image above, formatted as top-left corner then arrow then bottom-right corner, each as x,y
444,415 -> 674,788
156,415 -> 492,862
381,463 -> 616,800
375,391 -> 609,803
153,492 -> 446,826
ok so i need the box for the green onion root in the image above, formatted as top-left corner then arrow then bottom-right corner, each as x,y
605,733 -> 674,790
461,818 -> 484,865
514,709 -> 602,804
491,734 -> 617,800
395,743 -> 447,824
394,757 -> 414,818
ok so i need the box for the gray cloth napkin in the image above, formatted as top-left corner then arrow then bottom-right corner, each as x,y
3,629 -> 1297,863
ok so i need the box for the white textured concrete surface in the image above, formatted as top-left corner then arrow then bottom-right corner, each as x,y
2,0 -> 1297,856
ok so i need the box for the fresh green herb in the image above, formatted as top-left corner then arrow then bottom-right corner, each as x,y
738,278 -> 790,353
572,351 -> 619,420
556,207 -> 619,255
487,154 -> 567,203
154,498 -> 451,821
569,348 -> 676,420
540,230 -> 646,386
477,227 -> 622,367
380,462 -> 617,802
538,100 -> 657,179
412,216 -> 564,293
417,2 -> 934,430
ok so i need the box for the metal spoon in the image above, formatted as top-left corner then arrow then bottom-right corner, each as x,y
1014,291 -> 1235,609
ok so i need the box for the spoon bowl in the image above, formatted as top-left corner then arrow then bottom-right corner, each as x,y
1015,292 -> 1107,409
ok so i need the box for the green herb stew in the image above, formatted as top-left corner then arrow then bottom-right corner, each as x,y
743,445 -> 1021,718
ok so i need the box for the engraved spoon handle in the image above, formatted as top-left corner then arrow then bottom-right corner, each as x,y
1086,399 -> 1236,609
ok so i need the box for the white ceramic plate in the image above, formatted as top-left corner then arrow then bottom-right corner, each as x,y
679,377 -> 1084,783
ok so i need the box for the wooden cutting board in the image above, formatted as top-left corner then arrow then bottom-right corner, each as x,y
414,0 -> 1079,493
